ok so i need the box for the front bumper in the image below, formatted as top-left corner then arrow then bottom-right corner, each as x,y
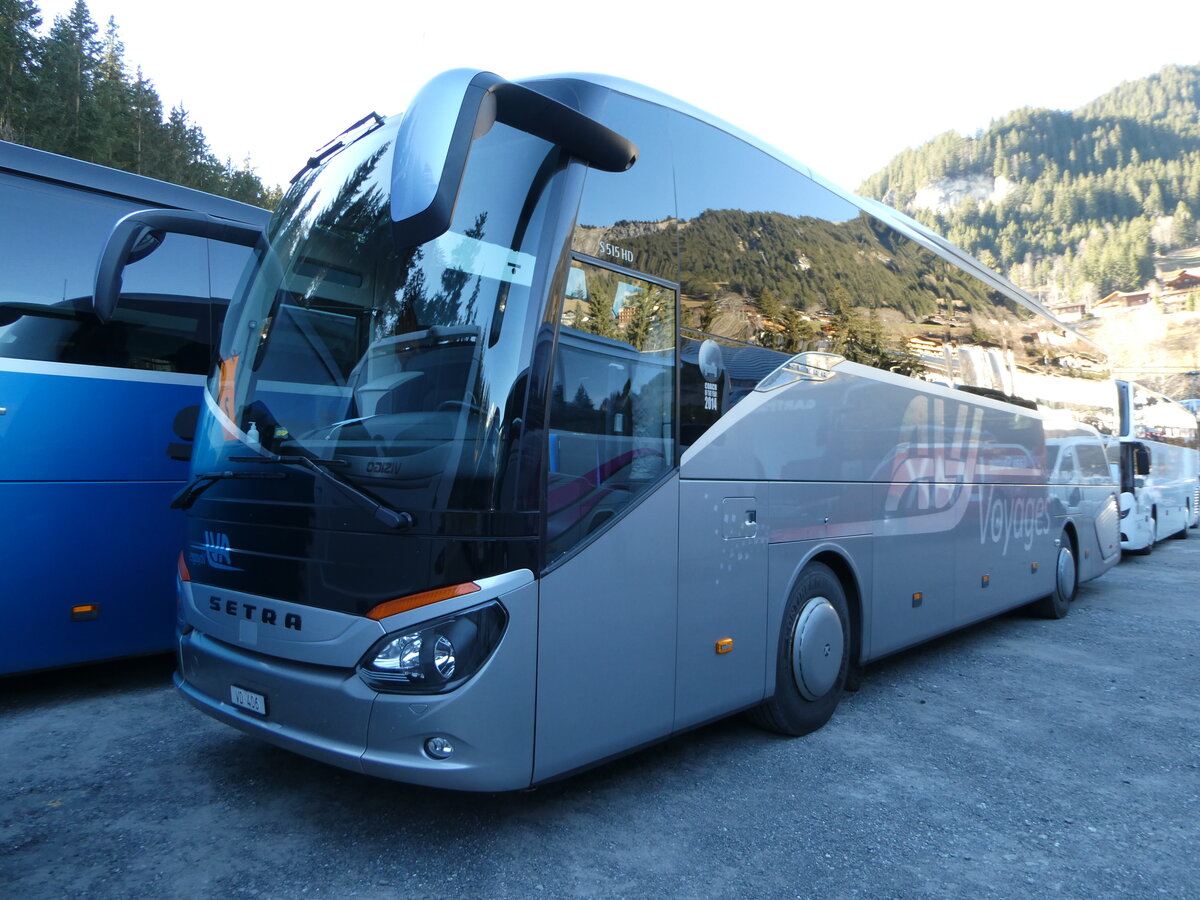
175,572 -> 539,791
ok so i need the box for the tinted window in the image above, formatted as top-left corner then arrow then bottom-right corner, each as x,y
0,176 -> 252,374
668,115 -> 1116,434
571,93 -> 676,283
1075,438 -> 1112,480
1132,384 -> 1198,448
546,259 -> 676,563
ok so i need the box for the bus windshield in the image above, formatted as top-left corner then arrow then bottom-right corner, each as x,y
200,111 -> 563,523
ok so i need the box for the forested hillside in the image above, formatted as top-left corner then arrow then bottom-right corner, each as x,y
858,64 -> 1200,306
0,0 -> 279,206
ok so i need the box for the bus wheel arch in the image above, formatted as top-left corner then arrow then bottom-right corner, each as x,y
747,556 -> 855,736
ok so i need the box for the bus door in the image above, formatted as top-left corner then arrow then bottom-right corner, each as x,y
534,259 -> 679,781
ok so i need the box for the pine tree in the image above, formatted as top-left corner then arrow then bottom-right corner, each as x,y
30,0 -> 102,160
0,0 -> 41,141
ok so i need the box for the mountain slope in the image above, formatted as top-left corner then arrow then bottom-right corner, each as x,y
858,64 -> 1200,305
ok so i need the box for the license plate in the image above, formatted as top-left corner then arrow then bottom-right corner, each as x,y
230,685 -> 267,716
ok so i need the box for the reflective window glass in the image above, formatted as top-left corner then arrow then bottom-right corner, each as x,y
0,177 -> 252,374
1132,384 -> 1198,448
546,259 -> 676,562
571,94 -> 676,283
1075,438 -> 1112,480
668,115 -> 1115,433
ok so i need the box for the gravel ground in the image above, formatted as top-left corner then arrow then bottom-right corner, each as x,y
2,538 -> 1197,899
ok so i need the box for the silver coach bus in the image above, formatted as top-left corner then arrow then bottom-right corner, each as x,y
96,70 -> 1120,790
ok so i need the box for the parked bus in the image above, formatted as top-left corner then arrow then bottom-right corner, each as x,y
0,140 -> 269,675
1115,380 -> 1199,553
95,71 -> 1121,790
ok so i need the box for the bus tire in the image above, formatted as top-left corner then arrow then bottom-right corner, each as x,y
1031,533 -> 1076,619
748,562 -> 849,736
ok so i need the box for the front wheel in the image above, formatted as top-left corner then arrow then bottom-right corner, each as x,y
748,562 -> 849,736
1030,533 -> 1076,619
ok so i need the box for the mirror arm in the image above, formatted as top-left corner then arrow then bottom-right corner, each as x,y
491,82 -> 638,173
94,209 -> 265,324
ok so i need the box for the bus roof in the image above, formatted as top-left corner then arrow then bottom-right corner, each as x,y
0,139 -> 270,224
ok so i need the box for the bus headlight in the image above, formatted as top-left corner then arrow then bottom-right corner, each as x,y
357,602 -> 507,693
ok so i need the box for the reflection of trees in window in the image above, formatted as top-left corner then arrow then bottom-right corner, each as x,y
620,284 -> 672,352
373,212 -> 490,341
567,268 -> 672,352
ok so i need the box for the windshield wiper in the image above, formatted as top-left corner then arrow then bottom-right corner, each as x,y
170,469 -> 286,510
230,454 -> 415,530
289,112 -> 386,184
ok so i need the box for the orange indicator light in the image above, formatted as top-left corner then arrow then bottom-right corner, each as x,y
716,638 -> 734,655
981,574 -> 990,587
367,582 -> 481,621
70,604 -> 100,621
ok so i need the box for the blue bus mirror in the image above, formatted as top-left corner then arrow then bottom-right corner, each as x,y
94,209 -> 265,324
126,225 -> 164,264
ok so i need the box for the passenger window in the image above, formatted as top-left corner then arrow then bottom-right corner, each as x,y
571,94 -> 676,284
545,258 -> 676,562
0,178 -> 249,375
1075,440 -> 1112,481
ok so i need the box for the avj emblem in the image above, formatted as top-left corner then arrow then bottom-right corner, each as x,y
199,531 -> 242,571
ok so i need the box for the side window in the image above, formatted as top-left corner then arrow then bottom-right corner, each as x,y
1075,439 -> 1112,481
673,114 -> 855,355
571,93 -> 676,283
0,176 -> 251,374
545,258 -> 676,563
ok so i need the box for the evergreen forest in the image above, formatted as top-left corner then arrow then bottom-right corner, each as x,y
858,63 -> 1200,304
0,0 -> 279,207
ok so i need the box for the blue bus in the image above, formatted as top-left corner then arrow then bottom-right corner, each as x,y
0,140 -> 268,675
95,71 -> 1120,789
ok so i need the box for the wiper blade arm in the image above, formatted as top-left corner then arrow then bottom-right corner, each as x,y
170,469 -> 286,510
230,454 -> 414,530
289,111 -> 386,183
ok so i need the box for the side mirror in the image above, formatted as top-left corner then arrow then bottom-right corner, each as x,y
1134,443 -> 1151,477
390,70 -> 638,249
94,209 -> 265,324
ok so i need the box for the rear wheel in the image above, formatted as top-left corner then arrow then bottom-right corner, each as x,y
1030,533 -> 1076,619
748,562 -> 849,736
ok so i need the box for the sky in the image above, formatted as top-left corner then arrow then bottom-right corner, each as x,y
34,0 -> 1200,193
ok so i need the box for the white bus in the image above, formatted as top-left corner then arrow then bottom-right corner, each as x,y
1115,381 -> 1199,552
95,70 -> 1121,790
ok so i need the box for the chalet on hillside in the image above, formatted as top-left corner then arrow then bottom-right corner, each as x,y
1048,300 -> 1088,322
907,335 -> 942,356
1163,269 -> 1200,291
1092,290 -> 1150,316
